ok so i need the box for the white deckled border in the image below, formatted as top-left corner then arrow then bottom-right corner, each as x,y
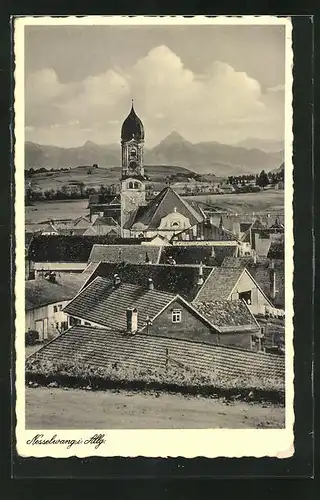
14,15 -> 294,459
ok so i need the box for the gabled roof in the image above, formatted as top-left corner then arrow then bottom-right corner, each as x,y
41,223 -> 59,234
92,216 -> 119,227
173,220 -> 237,242
194,267 -> 244,302
72,216 -> 91,227
82,226 -> 98,236
80,262 -> 213,301
221,256 -> 284,307
30,325 -> 285,379
25,274 -> 88,310
64,276 -> 176,330
125,186 -> 203,230
88,244 -> 162,264
193,300 -> 259,332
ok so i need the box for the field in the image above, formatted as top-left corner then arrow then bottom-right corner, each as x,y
26,386 -> 285,429
25,199 -> 89,224
184,189 -> 284,214
25,189 -> 284,225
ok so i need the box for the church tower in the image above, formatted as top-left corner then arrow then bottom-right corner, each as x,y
120,101 -> 146,236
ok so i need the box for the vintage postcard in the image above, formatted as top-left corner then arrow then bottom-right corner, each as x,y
14,15 -> 294,459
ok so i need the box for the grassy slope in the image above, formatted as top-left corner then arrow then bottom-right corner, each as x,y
26,386 -> 284,429
184,190 -> 284,213
27,164 -> 196,192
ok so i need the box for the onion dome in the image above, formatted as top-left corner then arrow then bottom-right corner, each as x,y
121,101 -> 145,142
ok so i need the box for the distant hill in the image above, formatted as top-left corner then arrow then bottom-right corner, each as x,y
25,131 -> 284,176
269,162 -> 284,174
235,137 -> 284,153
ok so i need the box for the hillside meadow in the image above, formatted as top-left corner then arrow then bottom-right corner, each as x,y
27,164 -> 199,193
185,189 -> 284,214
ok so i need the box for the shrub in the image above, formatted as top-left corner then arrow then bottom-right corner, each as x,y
25,330 -> 39,346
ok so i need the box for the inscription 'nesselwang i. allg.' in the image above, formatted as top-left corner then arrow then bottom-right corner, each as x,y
26,434 -> 106,449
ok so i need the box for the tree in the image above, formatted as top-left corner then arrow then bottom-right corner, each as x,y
257,170 -> 269,189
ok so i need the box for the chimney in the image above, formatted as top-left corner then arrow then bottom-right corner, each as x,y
113,274 -> 121,287
197,262 -> 204,286
126,307 -> 138,333
148,278 -> 154,290
269,260 -> 276,299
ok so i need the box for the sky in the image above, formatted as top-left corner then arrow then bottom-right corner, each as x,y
24,24 -> 286,148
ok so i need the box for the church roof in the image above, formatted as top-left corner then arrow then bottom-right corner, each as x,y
124,186 -> 204,230
121,102 -> 145,142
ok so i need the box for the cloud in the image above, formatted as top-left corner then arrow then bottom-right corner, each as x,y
25,45 -> 284,146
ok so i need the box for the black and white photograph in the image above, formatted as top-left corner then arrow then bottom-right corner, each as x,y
14,16 -> 293,458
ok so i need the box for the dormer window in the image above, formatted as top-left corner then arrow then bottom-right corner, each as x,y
171,221 -> 180,227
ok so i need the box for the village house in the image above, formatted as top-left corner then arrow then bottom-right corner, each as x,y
170,217 -> 237,242
221,256 -> 285,310
28,234 -> 118,278
25,273 -> 88,341
88,193 -> 121,223
63,274 -> 261,349
88,244 -> 162,264
193,265 -> 278,316
84,216 -> 121,236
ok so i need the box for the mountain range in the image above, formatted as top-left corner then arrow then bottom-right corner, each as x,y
25,131 -> 284,176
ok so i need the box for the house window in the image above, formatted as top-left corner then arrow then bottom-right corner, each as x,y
171,221 -> 180,227
239,291 -> 252,304
84,321 -> 91,326
53,305 -> 58,313
58,304 -> 63,311
172,309 -> 182,323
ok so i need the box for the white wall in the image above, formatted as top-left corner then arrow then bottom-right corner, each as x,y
26,300 -> 70,340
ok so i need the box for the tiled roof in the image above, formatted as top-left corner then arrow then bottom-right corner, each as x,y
193,300 -> 259,332
64,276 -> 176,330
194,267 -> 244,302
160,245 -> 237,266
25,274 -> 88,310
221,257 -> 285,308
30,325 -> 285,379
88,245 -> 162,264
173,220 -> 237,242
125,186 -> 203,230
82,262 -> 213,301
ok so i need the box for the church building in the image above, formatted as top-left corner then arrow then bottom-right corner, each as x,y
120,102 -> 204,239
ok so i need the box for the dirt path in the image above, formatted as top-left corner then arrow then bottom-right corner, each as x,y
26,387 -> 284,429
